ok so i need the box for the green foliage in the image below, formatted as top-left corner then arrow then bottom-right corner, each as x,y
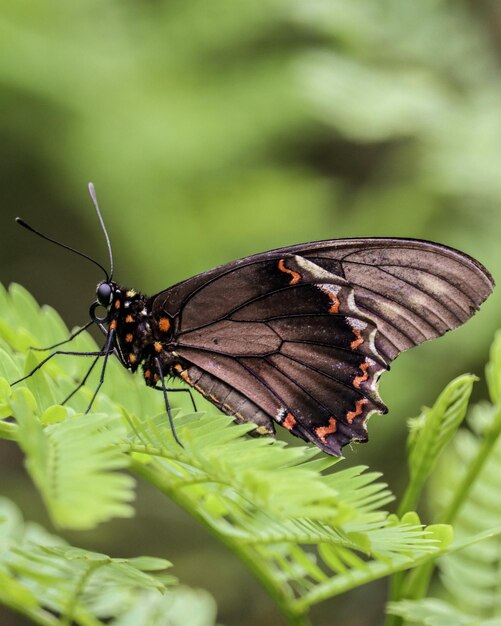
0,497 -> 217,626
386,598 -> 496,626
296,0 -> 501,204
387,335 -> 501,626
0,284 -> 465,626
1,2 -> 501,625
2,284 -> 501,626
15,399 -> 135,530
399,374 -> 476,516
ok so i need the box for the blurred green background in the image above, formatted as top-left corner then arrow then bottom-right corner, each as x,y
1,1 -> 500,624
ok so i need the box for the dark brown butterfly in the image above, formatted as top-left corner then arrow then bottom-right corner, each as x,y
14,185 -> 494,456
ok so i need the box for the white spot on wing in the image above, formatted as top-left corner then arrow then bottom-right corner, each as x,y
346,316 -> 367,330
317,284 -> 340,297
294,255 -> 350,284
275,407 -> 287,423
368,327 -> 378,354
347,291 -> 358,312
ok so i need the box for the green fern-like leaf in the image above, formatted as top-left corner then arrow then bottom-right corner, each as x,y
387,334 -> 501,626
399,374 -> 476,515
429,401 -> 501,619
486,330 -> 501,407
0,284 -> 459,625
0,497 -> 218,626
10,388 -> 134,529
386,598 -> 489,626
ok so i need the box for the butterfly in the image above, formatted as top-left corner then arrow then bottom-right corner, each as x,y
13,185 -> 494,456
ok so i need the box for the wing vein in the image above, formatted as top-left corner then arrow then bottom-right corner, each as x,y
262,356 -> 332,417
278,350 -> 384,409
344,260 -> 482,310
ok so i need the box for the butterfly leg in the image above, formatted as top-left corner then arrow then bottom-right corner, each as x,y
29,320 -> 94,351
85,328 -> 116,413
11,347 -> 110,387
154,357 -> 183,448
61,354 -> 101,405
151,385 -> 197,412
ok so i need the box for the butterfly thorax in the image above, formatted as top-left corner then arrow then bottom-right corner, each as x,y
107,285 -> 173,377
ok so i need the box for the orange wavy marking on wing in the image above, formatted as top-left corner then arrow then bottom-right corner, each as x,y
318,285 -> 340,313
315,417 -> 337,444
350,328 -> 364,350
278,259 -> 301,285
353,361 -> 370,389
346,398 -> 368,424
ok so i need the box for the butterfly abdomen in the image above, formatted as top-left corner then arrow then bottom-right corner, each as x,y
172,363 -> 276,436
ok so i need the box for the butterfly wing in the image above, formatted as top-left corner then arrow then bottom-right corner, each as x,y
152,238 -> 493,456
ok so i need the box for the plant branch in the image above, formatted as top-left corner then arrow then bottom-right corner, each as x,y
131,459 -> 312,626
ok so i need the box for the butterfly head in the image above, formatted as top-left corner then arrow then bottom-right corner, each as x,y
96,281 -> 114,307
90,280 -> 119,323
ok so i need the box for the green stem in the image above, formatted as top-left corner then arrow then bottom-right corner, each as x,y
384,574 -> 405,626
386,464 -> 424,626
61,562 -> 104,626
396,479 -> 421,519
131,459 -> 312,626
294,543 -> 448,613
386,405 -> 501,626
441,406 -> 501,525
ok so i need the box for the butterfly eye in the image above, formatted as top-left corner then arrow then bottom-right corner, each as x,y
97,282 -> 113,306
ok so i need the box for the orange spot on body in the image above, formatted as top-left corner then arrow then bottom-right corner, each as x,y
315,417 -> 337,444
278,259 -> 301,285
125,333 -> 133,343
158,317 -> 171,332
283,412 -> 297,430
174,363 -> 192,385
109,320 -> 117,330
346,398 -> 368,424
114,300 -> 121,309
353,361 -> 370,389
125,315 -> 134,324
144,369 -> 151,379
129,353 -> 136,364
350,328 -> 364,350
154,341 -> 162,353
153,373 -> 159,383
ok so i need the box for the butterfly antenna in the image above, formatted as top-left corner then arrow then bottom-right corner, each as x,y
15,217 -> 110,281
88,183 -> 114,280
